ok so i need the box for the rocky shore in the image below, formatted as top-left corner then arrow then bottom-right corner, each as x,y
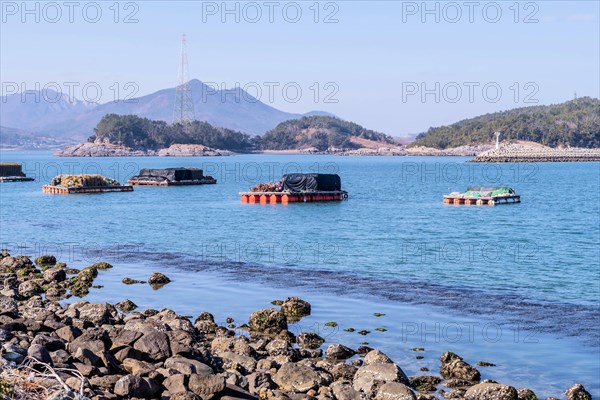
0,252 -> 593,400
471,147 -> 600,162
54,143 -> 230,157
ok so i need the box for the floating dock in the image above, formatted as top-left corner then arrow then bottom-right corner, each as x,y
0,176 -> 34,183
240,191 -> 348,205
43,174 -> 133,195
0,162 -> 34,182
129,178 -> 216,186
443,194 -> 520,206
42,185 -> 133,194
128,168 -> 216,186
444,187 -> 520,206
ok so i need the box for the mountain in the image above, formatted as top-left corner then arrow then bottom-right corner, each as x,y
0,80 -> 332,140
412,97 -> 600,149
255,116 -> 395,151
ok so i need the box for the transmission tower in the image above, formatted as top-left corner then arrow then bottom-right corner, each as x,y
173,33 -> 195,124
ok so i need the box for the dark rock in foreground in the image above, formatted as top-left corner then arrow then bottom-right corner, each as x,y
0,251 -> 592,400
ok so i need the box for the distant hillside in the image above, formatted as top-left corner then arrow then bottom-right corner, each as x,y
78,114 -> 394,153
255,116 -> 394,151
91,114 -> 253,151
0,79 -> 332,140
0,126 -> 70,149
412,97 -> 600,149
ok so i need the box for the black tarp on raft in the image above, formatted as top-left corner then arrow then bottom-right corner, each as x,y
134,168 -> 205,182
281,174 -> 341,192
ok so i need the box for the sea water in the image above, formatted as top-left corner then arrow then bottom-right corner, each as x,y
1,151 -> 598,397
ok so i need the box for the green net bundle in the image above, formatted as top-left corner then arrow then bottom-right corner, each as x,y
50,174 -> 121,188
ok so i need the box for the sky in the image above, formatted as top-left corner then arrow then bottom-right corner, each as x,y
1,0 -> 599,136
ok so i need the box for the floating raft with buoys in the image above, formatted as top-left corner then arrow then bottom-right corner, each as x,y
0,162 -> 34,182
240,191 -> 348,204
43,174 -> 133,194
241,173 -> 348,204
128,167 -> 216,186
444,187 -> 520,206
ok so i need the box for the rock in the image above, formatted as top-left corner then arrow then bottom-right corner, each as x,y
164,374 -> 189,395
31,334 -> 65,351
375,382 -> 417,400
0,295 -> 18,316
72,362 -> 96,377
516,388 -> 537,400
325,344 -> 355,360
330,381 -> 361,400
165,356 -> 213,376
56,325 -> 82,342
157,143 -> 230,157
266,339 -> 294,357
331,363 -> 357,381
280,297 -> 311,320
364,350 -> 393,365
18,280 -> 41,298
78,303 -> 115,325
27,344 -> 53,365
220,383 -> 259,400
90,374 -> 122,389
3,351 -> 24,363
219,351 -> 258,374
91,262 -> 113,270
35,255 -> 56,267
122,358 -> 156,375
43,267 -> 66,283
148,272 -> 171,288
439,352 -> 480,382
122,277 -> 146,285
133,330 -> 172,361
248,309 -> 288,333
188,374 -> 226,399
464,382 -> 518,400
297,332 -> 325,350
247,372 -> 275,394
113,374 -> 161,398
565,384 -> 592,400
73,347 -> 100,366
274,362 -> 320,393
353,363 -> 410,395
115,299 -> 138,313
50,349 -> 71,364
172,392 -> 201,400
110,328 -> 143,347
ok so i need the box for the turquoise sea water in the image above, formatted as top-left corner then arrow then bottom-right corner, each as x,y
1,151 -> 599,397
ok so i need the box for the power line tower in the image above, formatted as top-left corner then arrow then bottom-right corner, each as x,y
173,33 -> 195,124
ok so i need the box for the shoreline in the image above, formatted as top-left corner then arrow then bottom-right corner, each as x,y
0,251 -> 596,399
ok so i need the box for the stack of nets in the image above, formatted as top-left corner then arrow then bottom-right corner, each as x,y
50,174 -> 121,188
0,162 -> 24,177
250,182 -> 281,192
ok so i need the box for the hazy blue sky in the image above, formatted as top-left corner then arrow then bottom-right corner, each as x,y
1,1 -> 599,135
